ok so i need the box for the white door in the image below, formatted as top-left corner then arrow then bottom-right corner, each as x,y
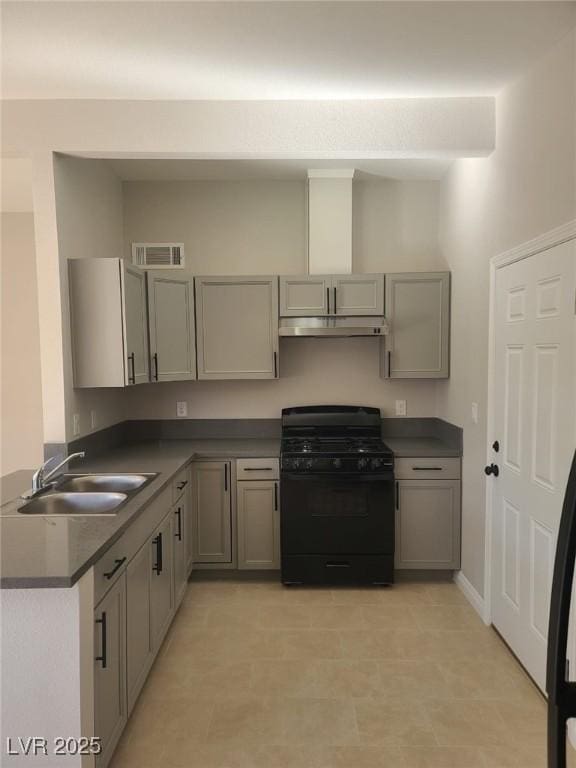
491,239 -> 576,690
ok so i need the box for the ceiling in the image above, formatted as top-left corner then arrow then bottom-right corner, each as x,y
108,157 -> 452,181
2,2 -> 575,100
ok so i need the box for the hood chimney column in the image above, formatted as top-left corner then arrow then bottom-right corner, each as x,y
307,169 -> 355,275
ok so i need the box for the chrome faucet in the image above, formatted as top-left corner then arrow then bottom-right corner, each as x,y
24,452 -> 86,498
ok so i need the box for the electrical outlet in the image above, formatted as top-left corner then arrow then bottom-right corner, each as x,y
395,400 -> 407,417
72,413 -> 81,436
471,402 -> 479,424
176,401 -> 188,418
90,410 -> 98,430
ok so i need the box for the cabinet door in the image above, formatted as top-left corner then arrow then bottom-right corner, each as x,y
173,500 -> 188,605
126,544 -> 152,714
395,479 -> 461,569
191,461 -> 232,563
195,277 -> 279,379
185,477 -> 194,575
279,275 -> 331,316
150,515 -> 174,650
147,271 -> 196,382
382,272 -> 450,379
94,574 -> 127,767
122,264 -> 149,385
332,274 -> 384,316
237,480 -> 280,570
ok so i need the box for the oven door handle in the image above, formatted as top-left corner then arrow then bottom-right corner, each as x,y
281,472 -> 394,482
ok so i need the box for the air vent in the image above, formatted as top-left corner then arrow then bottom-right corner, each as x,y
131,243 -> 185,269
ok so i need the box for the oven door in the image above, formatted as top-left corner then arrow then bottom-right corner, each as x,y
281,472 -> 394,555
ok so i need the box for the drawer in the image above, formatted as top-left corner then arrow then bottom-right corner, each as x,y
173,467 -> 190,503
94,486 -> 172,605
394,457 -> 461,480
236,458 -> 279,481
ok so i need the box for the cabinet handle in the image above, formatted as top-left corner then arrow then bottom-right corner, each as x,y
326,286 -> 330,314
128,353 -> 136,384
177,480 -> 188,491
333,286 -> 337,314
95,611 -> 107,669
103,557 -> 126,580
175,507 -> 182,541
153,532 -> 163,575
153,352 -> 159,381
387,351 -> 392,377
274,482 -> 278,511
412,467 -> 443,471
244,467 -> 274,472
273,351 -> 278,378
224,464 -> 228,492
395,481 -> 399,511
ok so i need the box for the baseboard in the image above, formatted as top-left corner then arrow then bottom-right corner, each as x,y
454,570 -> 488,624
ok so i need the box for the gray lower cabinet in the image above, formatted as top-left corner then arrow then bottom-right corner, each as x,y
195,276 -> 279,379
94,574 -> 127,768
126,543 -> 153,714
382,272 -> 450,379
395,479 -> 461,569
150,515 -> 174,649
237,479 -> 280,569
173,499 -> 188,604
147,271 -> 196,382
191,461 -> 232,564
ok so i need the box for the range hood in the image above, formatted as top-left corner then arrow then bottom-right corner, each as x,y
279,316 -> 389,337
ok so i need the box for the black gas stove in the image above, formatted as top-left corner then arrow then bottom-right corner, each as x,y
280,406 -> 395,586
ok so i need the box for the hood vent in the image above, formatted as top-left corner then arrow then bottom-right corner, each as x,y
279,316 -> 388,338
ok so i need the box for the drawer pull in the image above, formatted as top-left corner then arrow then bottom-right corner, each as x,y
153,532 -> 163,575
176,480 -> 188,491
103,557 -> 126,580
244,467 -> 274,472
412,467 -> 444,471
175,507 -> 183,541
325,561 -> 351,568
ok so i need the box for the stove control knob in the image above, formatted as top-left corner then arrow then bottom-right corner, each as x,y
333,458 -> 342,469
305,459 -> 314,470
370,458 -> 382,470
357,457 -> 368,470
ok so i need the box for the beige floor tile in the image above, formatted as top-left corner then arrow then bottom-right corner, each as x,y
339,629 -> 414,659
188,660 -> 253,699
309,604 -> 366,629
207,696 -> 285,746
331,587 -> 383,605
282,629 -> 342,659
424,583 -> 470,606
280,697 -> 359,746
250,659 -> 318,698
362,604 -> 420,630
257,604 -> 313,629
280,586 -> 336,606
401,745 -> 485,767
480,741 -> 548,767
205,603 -> 262,629
411,605 -> 482,631
314,659 -> 381,698
378,660 -> 452,701
377,584 -> 433,606
355,698 -> 436,747
436,659 -> 533,701
328,745 -> 406,767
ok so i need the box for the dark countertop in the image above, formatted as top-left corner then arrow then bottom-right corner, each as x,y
0,438 -> 279,589
0,431 -> 459,589
384,437 -> 462,458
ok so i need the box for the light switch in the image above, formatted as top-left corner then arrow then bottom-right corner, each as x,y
90,410 -> 98,430
395,400 -> 407,417
72,413 -> 81,436
471,402 -> 479,424
176,401 -> 188,418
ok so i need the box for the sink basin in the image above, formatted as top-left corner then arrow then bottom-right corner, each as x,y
19,492 -> 127,516
59,473 -> 155,493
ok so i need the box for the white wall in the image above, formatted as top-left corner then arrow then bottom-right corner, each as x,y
122,176 -> 444,420
53,155 -> 127,441
0,212 -> 44,474
438,30 -> 576,597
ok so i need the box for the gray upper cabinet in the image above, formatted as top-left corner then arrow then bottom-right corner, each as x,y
279,275 -> 331,316
147,271 -> 196,382
382,272 -> 450,379
279,274 -> 384,316
191,461 -> 232,564
332,274 -> 384,316
69,258 -> 149,387
94,574 -> 127,768
195,276 -> 279,379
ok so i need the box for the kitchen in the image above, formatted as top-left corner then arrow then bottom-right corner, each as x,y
1,3 -> 576,768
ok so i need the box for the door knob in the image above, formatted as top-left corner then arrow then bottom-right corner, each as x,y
485,463 -> 500,477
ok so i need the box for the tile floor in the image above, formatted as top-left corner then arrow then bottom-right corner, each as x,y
110,577 -> 572,768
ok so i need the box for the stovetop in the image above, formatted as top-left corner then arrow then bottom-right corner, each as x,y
281,436 -> 392,457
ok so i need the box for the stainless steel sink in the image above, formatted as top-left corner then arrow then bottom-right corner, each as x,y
59,473 -> 156,493
19,492 -> 128,516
